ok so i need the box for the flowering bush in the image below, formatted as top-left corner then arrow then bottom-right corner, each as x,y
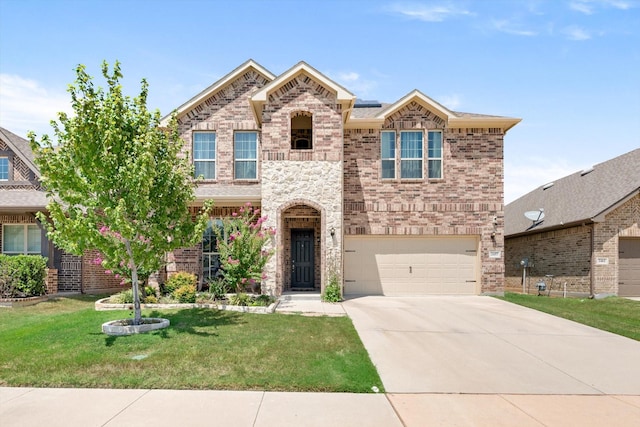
215,203 -> 275,293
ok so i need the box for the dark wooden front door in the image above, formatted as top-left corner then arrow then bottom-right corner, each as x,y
291,229 -> 314,289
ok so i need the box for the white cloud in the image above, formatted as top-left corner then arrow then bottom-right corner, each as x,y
491,20 -> 538,36
570,0 -> 635,14
437,94 -> 462,110
331,71 -> 378,98
388,2 -> 472,22
0,74 -> 71,138
564,25 -> 592,40
504,157 -> 585,204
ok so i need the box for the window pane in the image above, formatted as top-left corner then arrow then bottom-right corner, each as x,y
381,132 -> 395,158
235,160 -> 257,179
0,158 -> 8,180
235,132 -> 257,160
194,133 -> 216,160
3,225 -> 24,252
382,160 -> 395,179
27,225 -> 41,253
400,132 -> 422,159
401,160 -> 422,179
195,161 -> 215,179
428,160 -> 442,179
428,131 -> 442,158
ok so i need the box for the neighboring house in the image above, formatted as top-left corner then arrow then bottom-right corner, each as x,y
504,149 -> 640,297
0,126 -> 120,294
161,59 -> 520,296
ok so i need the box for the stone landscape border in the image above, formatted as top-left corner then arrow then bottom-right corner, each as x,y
94,297 -> 279,314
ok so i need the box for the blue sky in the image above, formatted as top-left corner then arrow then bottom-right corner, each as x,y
1,0 -> 638,202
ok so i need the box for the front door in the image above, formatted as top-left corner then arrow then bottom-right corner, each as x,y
291,229 -> 314,289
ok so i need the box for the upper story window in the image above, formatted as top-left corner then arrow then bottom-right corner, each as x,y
428,131 -> 443,179
400,131 -> 423,179
234,131 -> 258,180
0,157 -> 8,180
193,132 -> 216,180
2,224 -> 41,255
291,111 -> 312,150
381,131 -> 396,179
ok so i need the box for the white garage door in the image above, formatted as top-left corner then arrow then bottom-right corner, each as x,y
344,236 -> 479,296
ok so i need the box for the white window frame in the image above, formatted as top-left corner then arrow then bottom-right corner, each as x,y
234,131 -> 258,180
0,157 -> 9,181
400,131 -> 423,179
381,131 -> 396,179
1,224 -> 41,255
193,132 -> 216,180
428,130 -> 443,179
202,219 -> 224,283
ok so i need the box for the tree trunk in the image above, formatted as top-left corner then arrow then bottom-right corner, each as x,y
124,239 -> 142,325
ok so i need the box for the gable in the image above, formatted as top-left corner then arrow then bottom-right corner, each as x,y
0,127 -> 40,180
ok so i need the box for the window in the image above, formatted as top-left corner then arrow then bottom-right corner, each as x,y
400,131 -> 423,179
234,132 -> 257,180
202,219 -> 224,283
381,131 -> 396,179
2,224 -> 41,254
193,132 -> 216,179
291,112 -> 312,149
428,131 -> 443,179
0,157 -> 8,180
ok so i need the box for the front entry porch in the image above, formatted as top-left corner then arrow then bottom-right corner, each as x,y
281,204 -> 322,293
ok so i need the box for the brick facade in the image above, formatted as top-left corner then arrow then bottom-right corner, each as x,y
505,194 -> 640,295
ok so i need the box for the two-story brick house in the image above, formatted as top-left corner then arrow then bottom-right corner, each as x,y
162,60 -> 520,297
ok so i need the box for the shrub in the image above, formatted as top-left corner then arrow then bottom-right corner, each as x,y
173,284 -> 196,303
250,294 -> 275,307
228,292 -> 251,306
0,255 -> 48,298
322,259 -> 342,303
164,272 -> 196,295
143,295 -> 158,304
208,279 -> 230,300
111,289 -> 134,304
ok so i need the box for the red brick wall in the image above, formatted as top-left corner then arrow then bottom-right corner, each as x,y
82,249 -> 123,294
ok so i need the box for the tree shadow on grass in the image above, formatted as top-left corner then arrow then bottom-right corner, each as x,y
102,308 -> 246,346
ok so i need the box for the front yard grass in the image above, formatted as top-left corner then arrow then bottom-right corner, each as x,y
499,293 -> 640,341
0,295 -> 383,392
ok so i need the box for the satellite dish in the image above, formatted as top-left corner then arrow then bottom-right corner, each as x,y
524,209 -> 545,223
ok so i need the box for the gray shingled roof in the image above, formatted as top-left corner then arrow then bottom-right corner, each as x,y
0,126 -> 40,177
195,183 -> 261,202
0,190 -> 49,210
349,104 -> 511,121
505,149 -> 640,237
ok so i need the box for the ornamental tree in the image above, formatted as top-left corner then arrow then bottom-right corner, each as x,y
29,61 -> 210,325
214,203 -> 275,293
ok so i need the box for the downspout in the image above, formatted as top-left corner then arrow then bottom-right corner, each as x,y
589,223 -> 594,297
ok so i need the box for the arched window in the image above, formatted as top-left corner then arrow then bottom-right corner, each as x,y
291,111 -> 312,149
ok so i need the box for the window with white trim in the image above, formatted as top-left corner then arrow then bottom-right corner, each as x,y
428,131 -> 443,179
0,157 -> 8,180
381,131 -> 396,179
2,224 -> 41,255
400,131 -> 423,179
234,132 -> 257,180
193,132 -> 216,180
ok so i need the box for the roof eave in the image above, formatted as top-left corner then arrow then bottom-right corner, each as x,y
160,59 -> 275,127
449,117 -> 522,132
344,118 -> 385,129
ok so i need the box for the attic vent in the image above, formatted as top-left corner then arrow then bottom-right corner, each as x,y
542,182 -> 554,190
580,166 -> 594,176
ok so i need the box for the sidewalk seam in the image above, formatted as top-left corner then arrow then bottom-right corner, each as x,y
101,389 -> 151,427
252,391 -> 266,426
385,393 -> 407,427
498,394 -> 547,427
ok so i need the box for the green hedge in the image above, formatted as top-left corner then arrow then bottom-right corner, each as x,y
0,255 -> 48,298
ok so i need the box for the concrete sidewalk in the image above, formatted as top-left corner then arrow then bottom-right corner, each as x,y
2,387 -> 640,426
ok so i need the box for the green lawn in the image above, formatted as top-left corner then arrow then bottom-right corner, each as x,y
0,295 -> 383,392
500,293 -> 640,341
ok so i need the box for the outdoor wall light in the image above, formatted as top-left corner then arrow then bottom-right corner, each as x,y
330,227 -> 335,237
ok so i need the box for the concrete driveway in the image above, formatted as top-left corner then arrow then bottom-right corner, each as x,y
343,296 -> 640,395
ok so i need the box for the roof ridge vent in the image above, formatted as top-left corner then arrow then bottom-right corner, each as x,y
580,166 -> 594,176
542,182 -> 554,190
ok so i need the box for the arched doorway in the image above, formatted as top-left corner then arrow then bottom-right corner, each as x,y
281,203 -> 322,291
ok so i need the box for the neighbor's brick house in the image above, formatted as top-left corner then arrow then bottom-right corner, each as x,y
0,126 -> 120,294
161,60 -> 520,297
504,149 -> 640,297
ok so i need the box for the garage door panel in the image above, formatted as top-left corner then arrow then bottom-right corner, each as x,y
619,238 -> 640,297
344,236 -> 478,296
